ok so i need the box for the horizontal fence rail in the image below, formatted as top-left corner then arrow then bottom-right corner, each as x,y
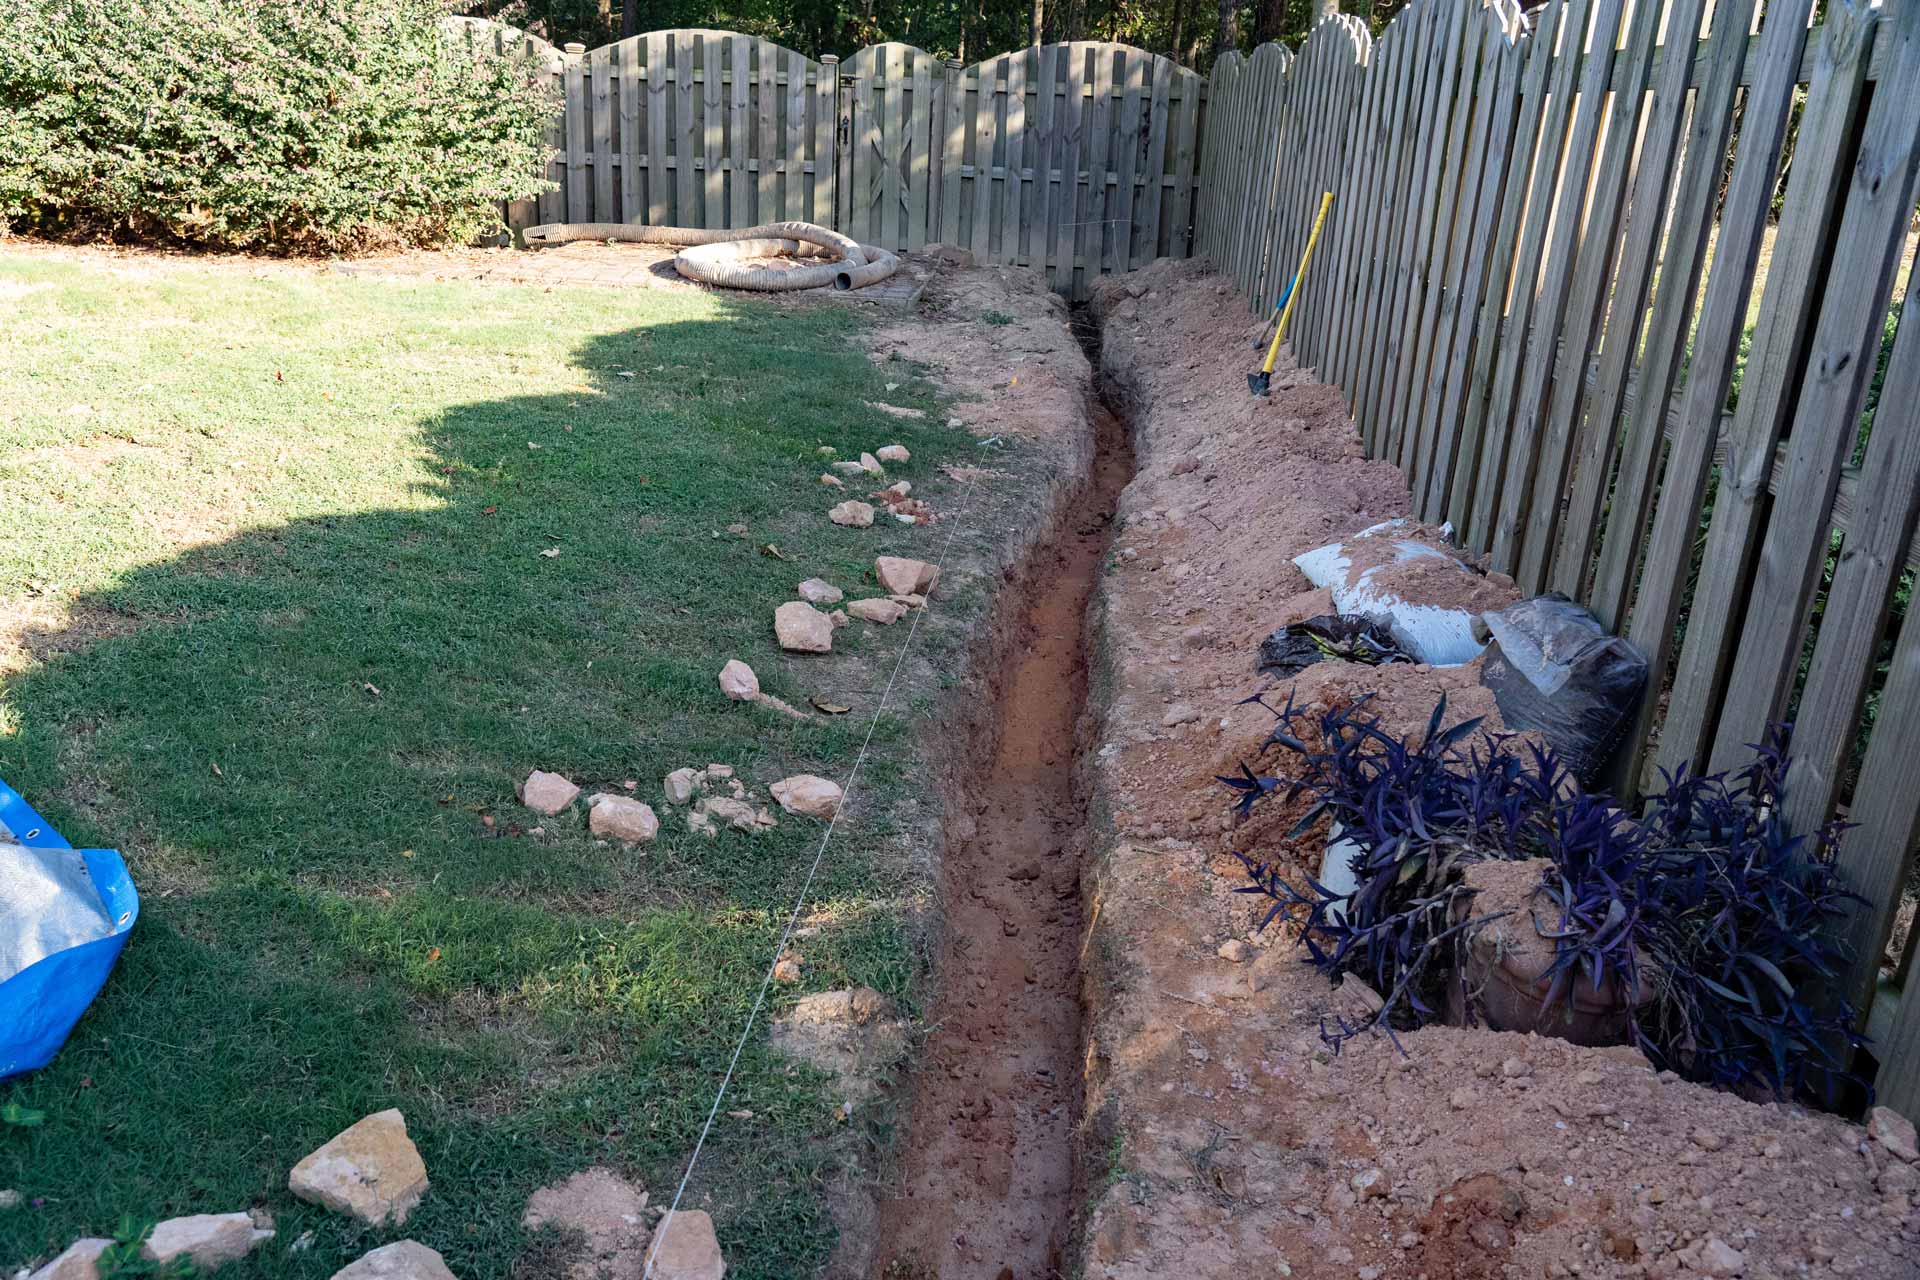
1196,0 -> 1920,1113
451,22 -> 1208,294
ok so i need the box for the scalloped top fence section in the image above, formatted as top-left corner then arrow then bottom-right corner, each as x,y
1197,0 -> 1920,1114
472,26 -> 1209,294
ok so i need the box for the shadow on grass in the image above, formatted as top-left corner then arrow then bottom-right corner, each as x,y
0,306 -> 961,1278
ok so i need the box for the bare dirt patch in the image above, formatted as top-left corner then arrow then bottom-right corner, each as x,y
1074,257 -> 1920,1280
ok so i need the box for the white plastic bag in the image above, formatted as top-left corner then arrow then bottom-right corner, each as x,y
1292,520 -> 1487,666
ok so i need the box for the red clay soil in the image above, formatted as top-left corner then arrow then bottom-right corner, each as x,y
1071,258 -> 1920,1280
868,396 -> 1135,1279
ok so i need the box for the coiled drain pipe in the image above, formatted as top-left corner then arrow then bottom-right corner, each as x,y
522,220 -> 900,292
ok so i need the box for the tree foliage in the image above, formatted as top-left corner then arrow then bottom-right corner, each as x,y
1,0 -> 556,251
468,0 -> 1407,67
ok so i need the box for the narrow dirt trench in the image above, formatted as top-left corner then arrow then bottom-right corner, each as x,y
869,318 -> 1134,1280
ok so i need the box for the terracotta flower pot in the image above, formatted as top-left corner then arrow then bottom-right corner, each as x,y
1446,859 -> 1650,1048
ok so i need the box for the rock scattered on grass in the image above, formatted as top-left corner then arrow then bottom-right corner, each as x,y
522,1167 -> 650,1280
648,1209 -> 727,1280
289,1109 -> 429,1227
25,1239 -> 112,1280
773,951 -> 803,983
718,660 -> 760,700
876,444 -> 910,463
329,1241 -> 457,1280
698,796 -> 776,832
830,609 -> 850,628
664,767 -> 700,804
519,770 -> 580,816
588,795 -> 659,844
828,501 -> 875,529
874,556 -> 939,595
770,775 -> 843,819
829,460 -> 868,475
797,578 -> 843,605
819,472 -> 844,487
858,452 -> 883,475
864,401 -> 926,421
847,598 -> 907,625
882,480 -> 911,496
143,1213 -> 272,1270
0,1189 -> 18,1209
774,601 -> 834,652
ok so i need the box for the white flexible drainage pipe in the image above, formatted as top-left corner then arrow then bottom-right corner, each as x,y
521,220 -> 900,292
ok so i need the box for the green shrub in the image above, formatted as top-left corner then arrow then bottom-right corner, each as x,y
0,0 -> 556,252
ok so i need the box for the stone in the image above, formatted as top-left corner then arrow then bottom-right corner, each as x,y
882,480 -> 911,497
772,952 -> 802,983
289,1108 -> 430,1227
523,1167 -> 650,1280
688,810 -> 717,838
589,795 -> 659,844
847,598 -> 908,625
830,460 -> 868,475
890,593 -> 926,609
664,768 -> 700,805
0,1188 -> 17,1209
1697,1237 -> 1745,1276
27,1240 -> 112,1280
1216,940 -> 1252,963
774,602 -> 834,653
1691,1128 -> 1726,1152
1500,1057 -> 1533,1079
699,797 -> 773,832
770,774 -> 843,819
329,1241 -> 457,1280
797,578 -> 843,605
1351,1168 -> 1390,1200
648,1210 -> 726,1280
144,1213 -> 270,1269
1161,703 -> 1200,727
874,556 -> 939,595
718,660 -> 759,700
520,770 -> 580,816
828,501 -> 875,529
819,472 -> 843,487
859,452 -> 883,474
1871,1107 -> 1919,1162
876,444 -> 910,463
1170,454 -> 1200,475
830,609 -> 850,628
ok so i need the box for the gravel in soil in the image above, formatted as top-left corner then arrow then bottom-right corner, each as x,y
1073,257 -> 1920,1280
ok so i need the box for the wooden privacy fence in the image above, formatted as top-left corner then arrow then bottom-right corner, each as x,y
457,23 -> 1209,294
1199,0 -> 1920,1111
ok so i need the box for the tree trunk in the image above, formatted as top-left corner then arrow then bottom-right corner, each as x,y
620,0 -> 639,39
1031,0 -> 1045,44
1213,0 -> 1239,63
1316,0 -> 1338,20
1252,0 -> 1288,45
1169,0 -> 1188,61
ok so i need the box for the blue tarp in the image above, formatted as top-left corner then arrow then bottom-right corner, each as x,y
0,779 -> 137,1080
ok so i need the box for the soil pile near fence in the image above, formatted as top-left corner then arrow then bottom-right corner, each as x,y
1071,257 -> 1920,1280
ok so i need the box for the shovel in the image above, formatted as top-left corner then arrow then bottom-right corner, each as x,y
1249,191 -> 1334,397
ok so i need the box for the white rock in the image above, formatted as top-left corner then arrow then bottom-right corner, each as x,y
883,481 -> 911,496
873,556 -> 939,595
774,601 -> 834,653
864,401 -> 926,420
828,501 -> 875,529
859,452 -> 883,474
329,1241 -> 457,1280
718,660 -> 759,700
664,768 -> 700,805
699,797 -> 772,832
27,1240 -> 112,1280
847,598 -> 907,625
797,579 -> 843,605
829,461 -> 868,475
1698,1237 -> 1745,1277
589,795 -> 659,844
1216,940 -> 1252,963
144,1213 -> 270,1270
1871,1106 -> 1919,1162
875,444 -> 910,463
0,1189 -> 17,1209
520,770 -> 580,816
648,1210 -> 726,1280
1161,704 -> 1200,727
289,1109 -> 429,1227
770,775 -> 843,819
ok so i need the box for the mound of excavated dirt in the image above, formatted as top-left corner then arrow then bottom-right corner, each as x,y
1075,257 -> 1920,1280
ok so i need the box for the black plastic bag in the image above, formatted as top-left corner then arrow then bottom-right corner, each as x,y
1257,614 -> 1414,680
1476,594 -> 1648,781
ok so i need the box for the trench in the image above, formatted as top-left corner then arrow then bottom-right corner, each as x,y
868,310 -> 1133,1280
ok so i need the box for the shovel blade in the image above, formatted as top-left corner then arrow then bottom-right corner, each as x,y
1247,370 -> 1270,396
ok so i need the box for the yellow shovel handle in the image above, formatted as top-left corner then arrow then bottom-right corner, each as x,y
1262,190 -> 1334,376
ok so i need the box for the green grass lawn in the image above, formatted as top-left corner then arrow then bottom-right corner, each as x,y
0,251 -> 978,1277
